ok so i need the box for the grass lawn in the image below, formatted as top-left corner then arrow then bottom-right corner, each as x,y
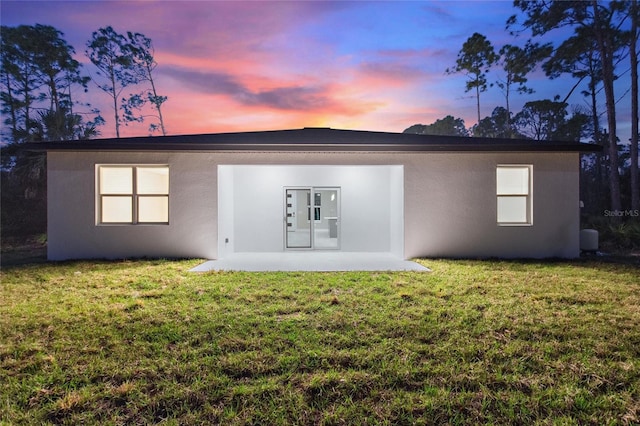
1,259 -> 639,425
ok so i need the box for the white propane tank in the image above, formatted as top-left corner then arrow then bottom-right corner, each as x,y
580,229 -> 599,252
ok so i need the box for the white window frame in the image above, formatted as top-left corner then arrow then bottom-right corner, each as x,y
496,165 -> 532,226
97,165 -> 169,225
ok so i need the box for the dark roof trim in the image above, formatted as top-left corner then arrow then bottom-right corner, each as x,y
24,127 -> 602,153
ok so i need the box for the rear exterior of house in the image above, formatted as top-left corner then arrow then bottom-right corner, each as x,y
39,128 -> 598,261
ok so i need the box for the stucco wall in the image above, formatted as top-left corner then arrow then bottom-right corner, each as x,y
47,150 -> 580,260
402,152 -> 580,259
47,151 -> 218,260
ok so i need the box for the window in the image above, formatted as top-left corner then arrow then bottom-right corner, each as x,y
496,165 -> 531,225
98,165 -> 169,224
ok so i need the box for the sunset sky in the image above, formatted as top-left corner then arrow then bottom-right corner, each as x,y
1,0 -> 634,140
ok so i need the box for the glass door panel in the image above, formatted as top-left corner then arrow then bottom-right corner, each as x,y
313,188 -> 339,249
285,188 -> 311,248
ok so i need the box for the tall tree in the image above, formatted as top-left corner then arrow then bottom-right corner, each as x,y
1,25 -> 100,150
86,26 -> 139,138
542,27 -> 608,204
543,27 -> 601,106
1,24 -> 96,143
127,31 -> 168,135
446,33 -> 499,125
498,42 -> 552,136
629,0 -> 639,211
543,27 -> 604,142
32,25 -> 84,112
511,0 -> 626,211
1,25 -> 101,237
1,25 -> 46,141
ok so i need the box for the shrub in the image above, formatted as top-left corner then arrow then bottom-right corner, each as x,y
582,215 -> 640,251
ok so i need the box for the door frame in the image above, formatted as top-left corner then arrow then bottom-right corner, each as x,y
284,186 -> 340,251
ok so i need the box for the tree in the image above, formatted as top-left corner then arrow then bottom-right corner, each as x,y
33,25 -> 87,113
31,107 -> 101,142
86,26 -> 139,138
629,0 -> 639,211
1,24 -> 97,142
497,42 -> 552,136
472,106 -> 521,138
403,115 -> 469,137
544,26 -> 605,141
543,27 -> 601,105
127,32 -> 167,135
446,33 -> 499,125
511,0 -> 626,211
541,26 -> 610,206
1,24 -> 100,185
514,100 -> 566,141
514,100 -> 589,142
1,24 -> 100,237
1,24 -> 48,142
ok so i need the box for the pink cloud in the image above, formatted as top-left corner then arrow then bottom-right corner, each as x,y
7,1 -> 572,137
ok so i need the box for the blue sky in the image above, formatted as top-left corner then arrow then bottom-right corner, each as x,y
1,0 -> 633,140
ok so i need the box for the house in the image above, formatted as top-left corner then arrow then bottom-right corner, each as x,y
33,127 -> 599,261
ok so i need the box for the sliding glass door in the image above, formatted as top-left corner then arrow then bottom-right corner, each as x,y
285,187 -> 339,250
285,188 -> 311,248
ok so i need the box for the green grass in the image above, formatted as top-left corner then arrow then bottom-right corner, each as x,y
1,259 -> 639,425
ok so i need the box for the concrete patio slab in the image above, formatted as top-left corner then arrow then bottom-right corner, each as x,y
190,252 -> 429,272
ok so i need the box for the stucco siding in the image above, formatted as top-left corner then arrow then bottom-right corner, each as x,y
47,150 -> 580,260
402,152 -> 580,258
47,151 -> 218,260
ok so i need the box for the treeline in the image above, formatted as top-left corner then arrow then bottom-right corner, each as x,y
406,1 -> 639,216
1,24 -> 166,144
1,24 -> 166,237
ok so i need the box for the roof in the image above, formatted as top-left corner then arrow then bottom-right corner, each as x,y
24,127 -> 602,153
